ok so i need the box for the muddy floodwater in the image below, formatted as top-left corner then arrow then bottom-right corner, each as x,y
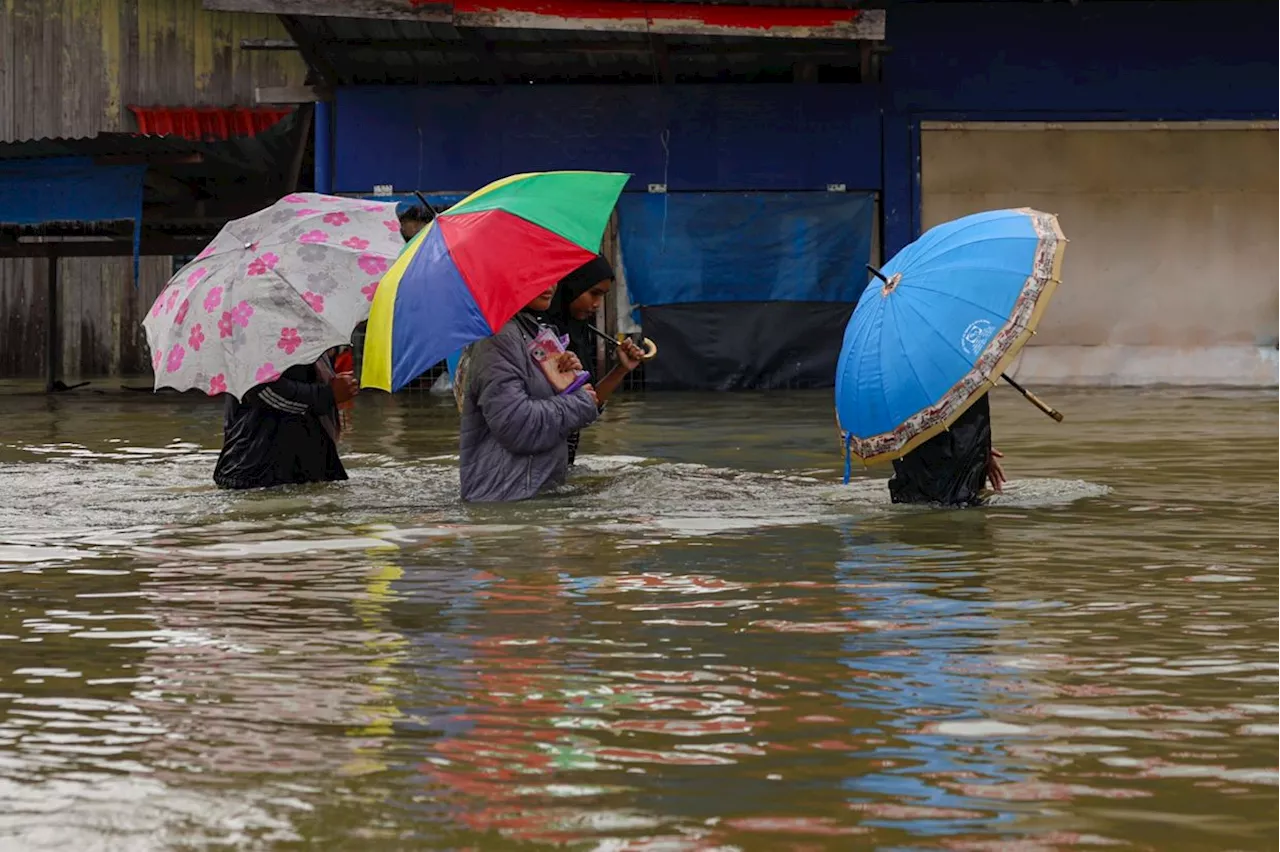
0,386 -> 1275,851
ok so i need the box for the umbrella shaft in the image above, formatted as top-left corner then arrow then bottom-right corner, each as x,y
1001,373 -> 1064,422
584,323 -> 622,349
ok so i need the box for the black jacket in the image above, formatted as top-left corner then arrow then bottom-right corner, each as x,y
212,363 -> 347,490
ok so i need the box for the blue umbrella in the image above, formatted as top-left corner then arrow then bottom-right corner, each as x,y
835,208 -> 1067,479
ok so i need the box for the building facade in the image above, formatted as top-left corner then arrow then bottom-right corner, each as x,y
0,0 -> 304,380
302,0 -> 1279,387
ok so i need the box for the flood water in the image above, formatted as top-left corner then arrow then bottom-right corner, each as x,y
0,386 -> 1275,851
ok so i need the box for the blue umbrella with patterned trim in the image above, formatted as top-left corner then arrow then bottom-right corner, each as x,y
834,208 -> 1067,479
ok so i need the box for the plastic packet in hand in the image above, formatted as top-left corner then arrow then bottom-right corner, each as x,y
527,327 -> 590,395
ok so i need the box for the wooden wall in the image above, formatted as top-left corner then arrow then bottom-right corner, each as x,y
0,0 -> 305,380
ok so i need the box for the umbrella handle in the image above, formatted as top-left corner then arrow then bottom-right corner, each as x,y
612,332 -> 658,361
1002,374 -> 1064,422
633,336 -> 658,361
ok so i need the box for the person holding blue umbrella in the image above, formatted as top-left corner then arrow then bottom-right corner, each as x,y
835,208 -> 1067,506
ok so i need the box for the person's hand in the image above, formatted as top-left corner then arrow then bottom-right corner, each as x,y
557,352 -> 583,373
330,372 -> 359,405
616,338 -> 644,372
986,447 -> 1006,493
579,383 -> 598,407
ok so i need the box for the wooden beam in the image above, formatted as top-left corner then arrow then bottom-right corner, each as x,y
0,237 -> 213,260
255,84 -> 330,104
45,256 -> 61,392
453,1 -> 885,41
299,37 -> 863,60
286,103 -> 315,193
209,0 -> 883,39
240,37 -> 298,50
94,153 -> 203,166
204,0 -> 451,23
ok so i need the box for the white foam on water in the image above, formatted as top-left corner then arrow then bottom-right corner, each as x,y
824,477 -> 1111,510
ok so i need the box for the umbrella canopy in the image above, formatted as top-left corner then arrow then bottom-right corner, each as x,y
142,192 -> 405,399
835,208 -> 1067,468
360,171 -> 630,393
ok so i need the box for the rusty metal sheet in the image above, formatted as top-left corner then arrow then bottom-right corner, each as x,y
453,0 -> 885,40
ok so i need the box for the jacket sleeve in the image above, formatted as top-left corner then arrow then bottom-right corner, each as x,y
246,375 -> 335,415
477,331 -> 599,455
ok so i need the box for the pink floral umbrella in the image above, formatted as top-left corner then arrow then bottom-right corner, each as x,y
142,192 -> 404,399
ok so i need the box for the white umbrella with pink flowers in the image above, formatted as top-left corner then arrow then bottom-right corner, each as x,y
142,192 -> 404,399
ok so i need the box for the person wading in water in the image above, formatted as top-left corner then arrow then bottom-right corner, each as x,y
887,393 -> 1006,507
212,350 -> 359,490
457,284 -> 600,503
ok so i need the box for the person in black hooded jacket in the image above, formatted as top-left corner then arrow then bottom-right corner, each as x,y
887,393 -> 1007,507
212,351 -> 359,490
540,254 -> 644,465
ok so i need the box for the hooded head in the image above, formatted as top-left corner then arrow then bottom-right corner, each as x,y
549,254 -> 615,324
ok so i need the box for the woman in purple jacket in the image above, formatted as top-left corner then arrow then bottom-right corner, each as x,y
457,283 -> 600,503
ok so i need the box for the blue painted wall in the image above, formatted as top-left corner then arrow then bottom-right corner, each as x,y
332,2 -> 1278,258
334,84 -> 882,194
885,1 -> 1276,119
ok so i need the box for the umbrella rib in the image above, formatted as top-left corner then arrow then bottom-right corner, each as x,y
894,295 -> 987,376
885,294 -> 935,414
904,283 -> 1035,326
874,299 -> 896,440
899,215 -> 1031,268
262,266 -> 362,344
840,301 -> 882,430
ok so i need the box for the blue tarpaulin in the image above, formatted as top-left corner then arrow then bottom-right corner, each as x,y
0,156 -> 147,280
618,192 -> 875,308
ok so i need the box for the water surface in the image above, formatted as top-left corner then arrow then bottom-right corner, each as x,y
0,387 -> 1275,850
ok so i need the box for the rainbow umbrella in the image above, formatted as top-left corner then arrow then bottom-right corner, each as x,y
361,171 -> 630,392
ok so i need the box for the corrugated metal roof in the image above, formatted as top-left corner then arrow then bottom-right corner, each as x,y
128,106 -> 295,140
0,114 -> 300,174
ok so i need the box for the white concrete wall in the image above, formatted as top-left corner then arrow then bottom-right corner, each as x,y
921,123 -> 1279,386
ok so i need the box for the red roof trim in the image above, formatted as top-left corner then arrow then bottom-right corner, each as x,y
127,106 -> 295,141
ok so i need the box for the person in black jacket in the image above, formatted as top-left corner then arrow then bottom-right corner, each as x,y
887,393 -> 1006,507
212,351 -> 359,490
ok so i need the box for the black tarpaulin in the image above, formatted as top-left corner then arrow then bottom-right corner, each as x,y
639,302 -> 854,391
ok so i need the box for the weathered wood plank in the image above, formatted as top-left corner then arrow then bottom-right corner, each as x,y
45,256 -> 61,388
240,37 -> 296,50
203,0 -> 452,23
255,83 -> 328,103
0,238 -> 213,259
0,0 -> 12,141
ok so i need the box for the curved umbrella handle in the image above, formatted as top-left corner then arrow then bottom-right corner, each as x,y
615,333 -> 658,361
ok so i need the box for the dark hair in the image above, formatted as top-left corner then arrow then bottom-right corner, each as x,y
398,205 -> 434,241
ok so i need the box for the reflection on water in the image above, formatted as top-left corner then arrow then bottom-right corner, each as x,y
0,388 -> 1275,850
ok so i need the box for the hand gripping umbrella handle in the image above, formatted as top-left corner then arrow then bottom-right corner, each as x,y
585,323 -> 657,361
1002,374 -> 1064,422
630,336 -> 658,361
